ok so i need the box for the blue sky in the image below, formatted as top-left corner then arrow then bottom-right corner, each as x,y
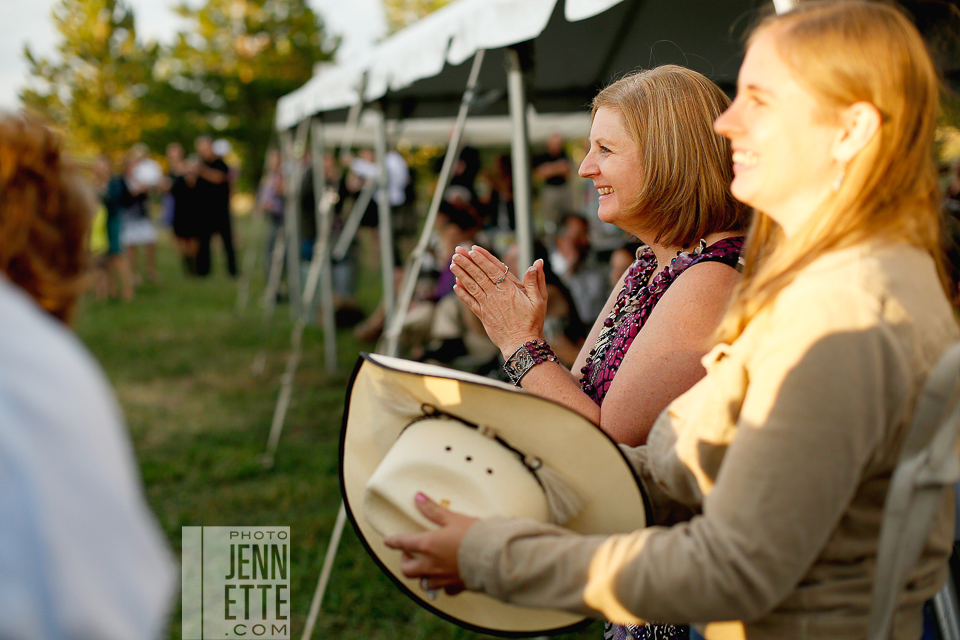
0,0 -> 387,111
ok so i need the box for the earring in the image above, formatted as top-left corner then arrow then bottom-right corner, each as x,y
831,169 -> 845,192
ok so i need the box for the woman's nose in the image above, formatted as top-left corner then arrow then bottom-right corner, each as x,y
713,103 -> 740,139
578,153 -> 596,178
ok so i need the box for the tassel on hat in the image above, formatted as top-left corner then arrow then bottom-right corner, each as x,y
524,455 -> 584,525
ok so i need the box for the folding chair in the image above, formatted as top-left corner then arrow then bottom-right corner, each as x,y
869,341 -> 960,640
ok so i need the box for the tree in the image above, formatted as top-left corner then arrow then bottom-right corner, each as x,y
157,0 -> 332,188
382,0 -> 452,34
21,0 -> 163,160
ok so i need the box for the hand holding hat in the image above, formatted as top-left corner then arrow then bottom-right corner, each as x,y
384,492 -> 478,596
340,353 -> 648,635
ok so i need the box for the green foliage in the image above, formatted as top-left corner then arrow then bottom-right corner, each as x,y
383,0 -> 453,34
22,0 -> 164,159
154,0 -> 333,189
22,0 -> 333,188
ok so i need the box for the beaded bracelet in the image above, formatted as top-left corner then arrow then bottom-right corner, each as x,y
502,339 -> 557,387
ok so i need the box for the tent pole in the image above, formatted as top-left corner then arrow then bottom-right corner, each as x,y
507,46 -> 534,271
286,119 -> 309,320
330,79 -> 375,263
331,177 -> 375,261
261,94 -> 368,459
308,118 -> 338,372
249,130 -> 298,375
260,117 -> 310,468
300,503 -> 347,640
262,130 -> 297,325
339,79 -> 365,158
373,103 -> 397,331
381,48 -> 486,357
236,147 -> 277,314
301,118 -> 330,324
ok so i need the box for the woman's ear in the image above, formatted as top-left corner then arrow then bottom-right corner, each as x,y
832,101 -> 882,164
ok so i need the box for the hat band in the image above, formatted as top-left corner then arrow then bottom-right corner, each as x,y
402,404 -> 584,525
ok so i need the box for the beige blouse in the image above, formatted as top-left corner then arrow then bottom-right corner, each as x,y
459,241 -> 960,640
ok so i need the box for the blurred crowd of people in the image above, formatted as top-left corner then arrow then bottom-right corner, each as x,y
88,134 -> 239,301
253,131 -> 652,380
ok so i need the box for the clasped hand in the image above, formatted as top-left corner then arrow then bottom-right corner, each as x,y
383,492 -> 480,596
450,245 -> 548,354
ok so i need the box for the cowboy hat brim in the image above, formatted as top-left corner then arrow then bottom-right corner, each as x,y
339,353 -> 650,637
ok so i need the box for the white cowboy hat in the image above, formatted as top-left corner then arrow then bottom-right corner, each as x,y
340,353 -> 649,636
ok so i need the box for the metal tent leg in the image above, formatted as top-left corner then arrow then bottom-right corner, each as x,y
381,49 -> 487,357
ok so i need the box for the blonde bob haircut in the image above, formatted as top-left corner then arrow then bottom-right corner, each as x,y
590,64 -> 750,249
717,0 -> 944,342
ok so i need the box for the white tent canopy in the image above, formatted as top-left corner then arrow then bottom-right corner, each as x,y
278,0 -> 635,128
277,0 -> 760,130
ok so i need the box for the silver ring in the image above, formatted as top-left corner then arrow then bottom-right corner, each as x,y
420,578 -> 439,600
493,265 -> 509,286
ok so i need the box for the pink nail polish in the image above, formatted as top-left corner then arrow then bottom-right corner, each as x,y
415,492 -> 427,503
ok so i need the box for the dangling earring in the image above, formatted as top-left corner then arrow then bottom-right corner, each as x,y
832,168 -> 845,192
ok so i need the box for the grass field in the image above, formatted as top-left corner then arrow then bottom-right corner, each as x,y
72,216 -> 601,640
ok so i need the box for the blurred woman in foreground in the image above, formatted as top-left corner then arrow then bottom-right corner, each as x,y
0,112 -> 174,638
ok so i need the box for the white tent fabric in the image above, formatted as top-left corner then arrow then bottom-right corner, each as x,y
277,0 -> 764,130
276,58 -> 366,128
277,0 -> 641,130
365,0 -> 556,100
565,0 -> 630,21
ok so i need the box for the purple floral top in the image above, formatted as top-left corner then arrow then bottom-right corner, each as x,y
580,237 -> 745,407
591,236 -> 744,640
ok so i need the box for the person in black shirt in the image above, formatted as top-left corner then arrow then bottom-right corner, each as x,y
193,135 -> 238,277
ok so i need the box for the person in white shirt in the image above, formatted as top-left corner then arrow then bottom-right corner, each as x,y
0,112 -> 175,640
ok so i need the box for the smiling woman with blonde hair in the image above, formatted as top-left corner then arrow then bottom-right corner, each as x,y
383,3 -> 960,639
450,65 -> 749,453
717,0 -> 947,342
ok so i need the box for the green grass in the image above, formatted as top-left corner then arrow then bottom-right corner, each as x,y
72,217 -> 601,640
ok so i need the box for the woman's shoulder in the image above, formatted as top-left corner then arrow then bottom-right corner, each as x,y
768,242 -> 958,358
654,257 -> 743,317
668,236 -> 745,290
673,236 -> 745,276
790,242 -> 944,308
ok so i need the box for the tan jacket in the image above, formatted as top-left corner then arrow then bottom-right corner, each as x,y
459,242 -> 959,640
